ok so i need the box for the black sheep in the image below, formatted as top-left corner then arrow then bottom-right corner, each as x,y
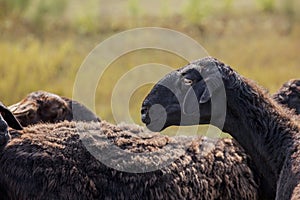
142,57 -> 300,199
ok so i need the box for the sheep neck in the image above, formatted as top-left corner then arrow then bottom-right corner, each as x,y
221,72 -> 298,196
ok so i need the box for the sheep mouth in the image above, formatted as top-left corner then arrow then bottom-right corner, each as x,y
142,103 -> 213,132
141,104 -> 181,131
142,104 -> 194,131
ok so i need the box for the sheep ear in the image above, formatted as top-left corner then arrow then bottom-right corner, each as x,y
0,102 -> 23,130
183,86 -> 199,115
199,88 -> 211,103
183,76 -> 222,114
9,101 -> 36,116
199,75 -> 223,104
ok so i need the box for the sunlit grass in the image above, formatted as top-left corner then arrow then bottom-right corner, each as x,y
0,37 -> 82,104
206,21 -> 300,92
1,16 -> 300,128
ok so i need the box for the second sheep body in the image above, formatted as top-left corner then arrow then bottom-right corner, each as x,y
0,120 -> 258,200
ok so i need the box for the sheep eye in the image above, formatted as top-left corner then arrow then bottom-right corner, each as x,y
183,78 -> 193,86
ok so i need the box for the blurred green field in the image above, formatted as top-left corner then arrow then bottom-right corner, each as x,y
0,0 -> 299,136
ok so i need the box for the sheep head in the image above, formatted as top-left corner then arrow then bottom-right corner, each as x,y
9,91 -> 100,126
9,91 -> 71,126
141,57 -> 226,132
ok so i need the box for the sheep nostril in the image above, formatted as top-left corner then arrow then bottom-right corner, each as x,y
141,106 -> 149,115
142,114 -> 151,124
141,106 -> 151,124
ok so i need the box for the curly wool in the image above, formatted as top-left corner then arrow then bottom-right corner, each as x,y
0,121 -> 258,200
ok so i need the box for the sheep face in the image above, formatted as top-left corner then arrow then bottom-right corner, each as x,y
142,57 -> 225,132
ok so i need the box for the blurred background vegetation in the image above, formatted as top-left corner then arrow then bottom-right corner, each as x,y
0,0 -> 299,136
